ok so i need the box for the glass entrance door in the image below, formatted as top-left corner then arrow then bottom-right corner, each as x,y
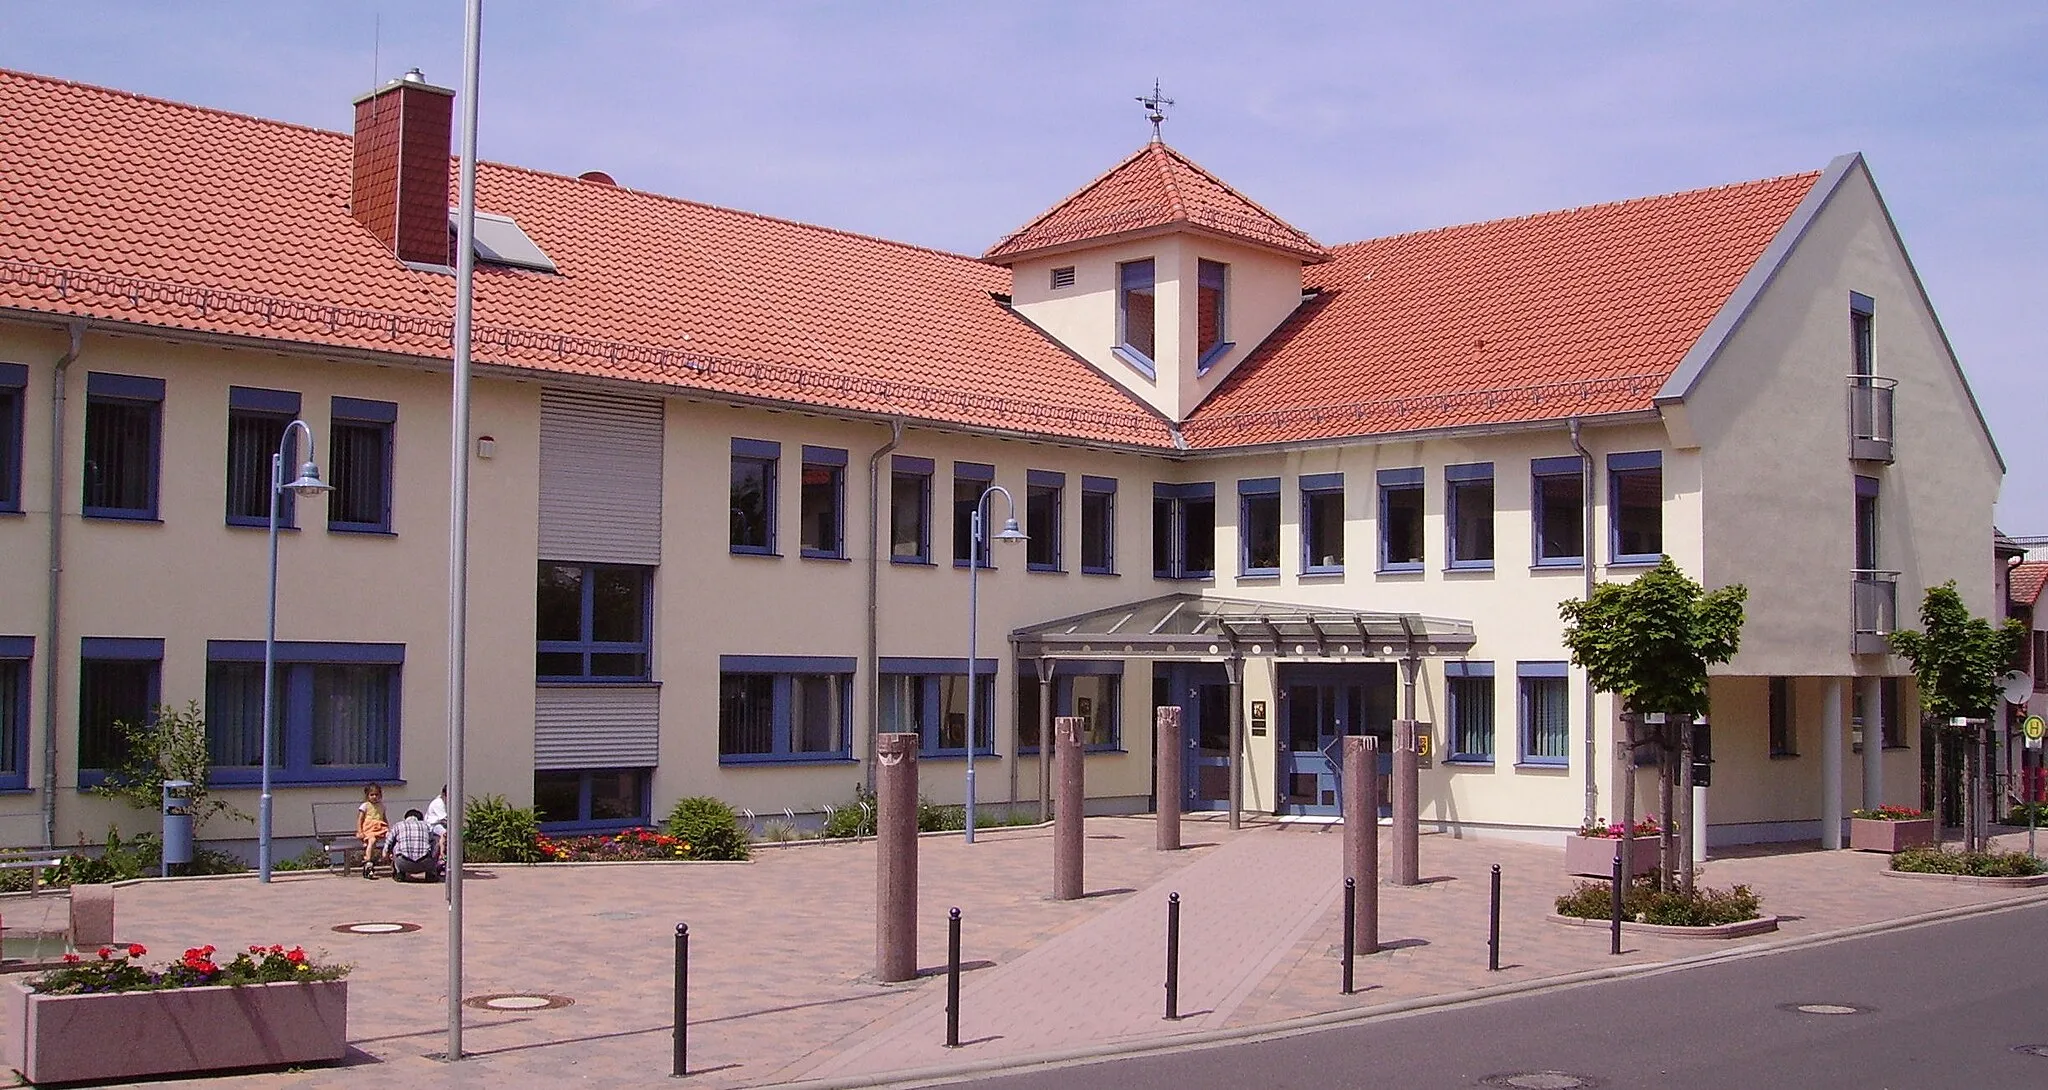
1158,663 -> 1234,811
1278,665 -> 1396,816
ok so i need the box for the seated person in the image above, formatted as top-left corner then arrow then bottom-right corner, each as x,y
383,808 -> 443,882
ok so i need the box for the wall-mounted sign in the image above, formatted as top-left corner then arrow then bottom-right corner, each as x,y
1249,699 -> 1268,737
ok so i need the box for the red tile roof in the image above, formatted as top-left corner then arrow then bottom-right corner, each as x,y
1180,171 -> 1820,447
2012,562 -> 2048,610
984,142 -> 1328,264
0,69 -> 1172,446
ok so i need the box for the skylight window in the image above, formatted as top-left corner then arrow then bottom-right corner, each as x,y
453,211 -> 558,273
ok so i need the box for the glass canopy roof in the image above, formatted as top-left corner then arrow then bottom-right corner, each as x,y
1009,593 -> 1476,661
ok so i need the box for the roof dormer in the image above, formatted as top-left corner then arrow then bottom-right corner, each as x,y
987,142 -> 1326,423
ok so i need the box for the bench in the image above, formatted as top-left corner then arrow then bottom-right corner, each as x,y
311,800 -> 427,875
0,814 -> 67,893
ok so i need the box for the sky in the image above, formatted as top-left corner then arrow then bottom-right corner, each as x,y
4,1 -> 2042,532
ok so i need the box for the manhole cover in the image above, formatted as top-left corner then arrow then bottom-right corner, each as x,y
463,993 -> 574,1012
2013,1045 -> 2048,1058
331,921 -> 422,935
1480,1073 -> 1604,1089
1778,1002 -> 1873,1016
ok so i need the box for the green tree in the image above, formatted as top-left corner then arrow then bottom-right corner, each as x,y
1560,556 -> 1748,892
87,701 -> 250,834
1888,581 -> 2025,848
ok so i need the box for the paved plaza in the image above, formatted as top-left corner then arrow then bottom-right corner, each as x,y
6,816 -> 2046,1089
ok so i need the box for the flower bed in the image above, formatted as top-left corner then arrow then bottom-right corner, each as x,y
1555,876 -> 1763,927
1889,845 -> 2046,879
536,827 -> 691,862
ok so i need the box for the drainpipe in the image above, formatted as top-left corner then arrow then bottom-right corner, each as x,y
42,322 -> 85,849
864,419 -> 904,794
1569,417 -> 1597,828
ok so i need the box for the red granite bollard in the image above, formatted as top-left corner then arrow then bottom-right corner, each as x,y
875,732 -> 920,982
1054,716 -> 1085,900
1155,706 -> 1183,851
1392,721 -> 1420,887
1341,735 -> 1380,954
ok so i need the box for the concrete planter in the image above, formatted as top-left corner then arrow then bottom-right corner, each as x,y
0,977 -> 346,1084
1550,912 -> 1780,939
1564,834 -> 1660,878
1849,817 -> 1937,853
1880,868 -> 2048,888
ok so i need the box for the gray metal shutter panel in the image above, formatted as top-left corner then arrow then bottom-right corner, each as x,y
538,389 -> 664,564
533,685 -> 661,769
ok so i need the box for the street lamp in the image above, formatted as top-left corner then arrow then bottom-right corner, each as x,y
258,421 -> 333,883
965,485 -> 1027,844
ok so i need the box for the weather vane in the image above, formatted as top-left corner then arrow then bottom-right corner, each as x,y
1136,79 -> 1174,142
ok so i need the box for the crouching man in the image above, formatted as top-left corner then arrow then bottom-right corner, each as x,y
384,808 -> 444,882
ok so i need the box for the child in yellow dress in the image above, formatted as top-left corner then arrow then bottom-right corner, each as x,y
356,784 -> 390,879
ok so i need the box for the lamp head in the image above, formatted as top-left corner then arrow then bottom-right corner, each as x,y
285,461 -> 335,499
994,517 -> 1027,544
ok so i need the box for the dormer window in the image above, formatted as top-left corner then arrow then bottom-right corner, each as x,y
1197,259 -> 1232,370
1116,259 -> 1156,373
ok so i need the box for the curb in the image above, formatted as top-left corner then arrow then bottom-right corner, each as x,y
769,890 -> 2048,1090
1547,912 -> 1780,939
1879,868 -> 2048,888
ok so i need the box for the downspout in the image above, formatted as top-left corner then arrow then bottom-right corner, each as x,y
864,419 -> 904,795
43,321 -> 85,848
1570,417 -> 1597,828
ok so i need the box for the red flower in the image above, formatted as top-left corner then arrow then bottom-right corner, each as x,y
285,947 -> 307,964
61,953 -> 80,964
126,944 -> 146,957
96,946 -> 112,960
249,945 -> 265,954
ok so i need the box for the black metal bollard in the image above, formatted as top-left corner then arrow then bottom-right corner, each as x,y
1342,877 -> 1356,994
1164,891 -> 1181,1020
945,907 -> 962,1048
1609,850 -> 1624,956
1488,864 -> 1501,971
672,922 -> 689,1078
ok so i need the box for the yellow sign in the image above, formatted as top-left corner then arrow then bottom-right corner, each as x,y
2025,715 -> 2046,742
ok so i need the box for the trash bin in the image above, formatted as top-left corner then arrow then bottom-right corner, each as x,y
162,779 -> 195,877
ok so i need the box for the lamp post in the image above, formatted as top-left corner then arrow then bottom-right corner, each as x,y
258,420 -> 334,883
965,485 -> 1026,844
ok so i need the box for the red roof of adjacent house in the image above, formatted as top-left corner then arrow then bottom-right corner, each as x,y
0,69 -> 1172,446
2012,562 -> 2048,610
1181,171 -> 1821,447
984,141 -> 1328,264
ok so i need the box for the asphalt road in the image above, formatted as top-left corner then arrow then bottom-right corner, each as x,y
941,900 -> 2048,1090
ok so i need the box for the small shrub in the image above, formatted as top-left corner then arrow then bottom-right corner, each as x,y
761,819 -> 799,843
1891,845 -> 2045,878
664,797 -> 750,861
463,794 -> 545,864
917,797 -> 964,833
273,844 -> 332,872
822,784 -> 877,839
1556,876 -> 1762,926
2006,802 -> 2048,826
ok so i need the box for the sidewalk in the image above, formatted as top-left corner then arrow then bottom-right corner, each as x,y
16,817 -> 2046,1089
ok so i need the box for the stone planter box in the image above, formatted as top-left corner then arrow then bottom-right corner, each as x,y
1849,817 -> 1937,853
0,978 -> 346,1084
1550,912 -> 1780,939
1564,834 -> 1661,878
1880,868 -> 2048,888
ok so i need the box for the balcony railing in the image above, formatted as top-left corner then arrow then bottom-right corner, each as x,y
1849,376 -> 1896,463
1853,569 -> 1899,655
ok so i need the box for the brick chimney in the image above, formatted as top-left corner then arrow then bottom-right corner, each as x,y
351,68 -> 454,266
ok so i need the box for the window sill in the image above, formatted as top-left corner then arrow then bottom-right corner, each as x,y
731,548 -> 783,559
1080,568 -> 1118,577
1027,565 -> 1067,575
536,678 -> 660,688
208,770 -> 404,787
952,560 -> 995,571
1444,563 -> 1495,574
228,520 -> 299,532
1238,570 -> 1280,581
919,752 -> 1000,762
329,525 -> 397,537
1531,559 -> 1586,571
1443,757 -> 1495,767
719,754 -> 858,766
1301,566 -> 1345,578
890,556 -> 936,567
1514,761 -> 1569,772
1018,746 -> 1126,755
1608,556 -> 1662,569
801,551 -> 851,562
1377,565 -> 1424,576
82,511 -> 161,523
1769,752 -> 1801,760
1154,573 -> 1216,582
1195,341 -> 1236,375
0,510 -> 21,518
1111,344 -> 1157,379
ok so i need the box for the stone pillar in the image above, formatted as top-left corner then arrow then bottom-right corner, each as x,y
69,884 -> 114,948
1861,675 -> 1884,809
1225,657 -> 1245,830
1341,736 -> 1380,954
1821,679 -> 1844,850
1156,705 -> 1184,851
874,733 -> 920,982
1054,716 -> 1085,900
1392,720 -> 1420,886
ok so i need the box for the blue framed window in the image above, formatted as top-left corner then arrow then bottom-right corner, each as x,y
1080,476 -> 1116,575
1851,291 -> 1875,377
535,767 -> 652,831
1197,259 -> 1233,370
1518,662 -> 1569,766
1377,468 -> 1424,572
77,637 -> 161,778
952,462 -> 994,568
1531,456 -> 1585,567
880,658 -> 996,756
730,438 -> 779,555
799,445 -> 847,560
0,363 -> 25,514
1445,661 -> 1495,764
1115,259 -> 1157,375
890,456 -> 933,564
1608,452 -> 1662,564
226,387 -> 301,529
1153,483 -> 1216,579
1300,473 -> 1344,574
329,397 -> 395,534
1768,677 -> 1796,757
1239,477 -> 1281,576
204,640 -> 402,785
536,562 -> 651,682
718,656 -> 854,762
1018,661 -> 1124,752
1446,463 -> 1494,570
1027,470 -> 1064,572
81,372 -> 163,521
0,636 -> 32,790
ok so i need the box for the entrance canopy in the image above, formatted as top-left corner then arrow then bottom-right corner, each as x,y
1009,593 -> 1476,661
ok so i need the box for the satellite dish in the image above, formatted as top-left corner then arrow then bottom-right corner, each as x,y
2001,671 -> 2033,706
